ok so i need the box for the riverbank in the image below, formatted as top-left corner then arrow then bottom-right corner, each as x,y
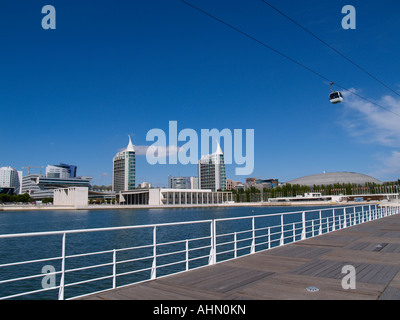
0,200 -> 383,211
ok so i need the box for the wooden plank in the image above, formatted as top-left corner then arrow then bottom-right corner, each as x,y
290,259 -> 326,276
303,260 -> 340,278
379,287 -> 400,300
144,280 -> 224,300
224,253 -> 309,273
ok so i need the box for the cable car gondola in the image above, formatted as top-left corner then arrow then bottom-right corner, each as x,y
329,82 -> 343,104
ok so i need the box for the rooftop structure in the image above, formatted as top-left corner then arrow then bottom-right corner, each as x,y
287,171 -> 382,187
46,163 -> 77,179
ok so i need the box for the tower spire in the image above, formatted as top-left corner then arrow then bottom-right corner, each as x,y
127,135 -> 135,152
215,139 -> 223,155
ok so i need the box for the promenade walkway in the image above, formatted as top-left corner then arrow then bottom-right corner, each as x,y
81,211 -> 400,300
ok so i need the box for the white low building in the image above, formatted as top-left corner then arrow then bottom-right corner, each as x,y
54,187 -> 89,207
119,188 -> 233,206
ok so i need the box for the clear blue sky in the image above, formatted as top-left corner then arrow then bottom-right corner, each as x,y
1,0 -> 400,186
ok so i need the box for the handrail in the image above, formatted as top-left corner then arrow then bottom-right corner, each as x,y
0,204 -> 398,300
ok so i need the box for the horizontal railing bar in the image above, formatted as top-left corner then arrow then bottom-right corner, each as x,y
0,219 -> 214,239
216,248 -> 235,255
115,243 -> 154,253
64,262 -> 114,274
187,254 -> 210,262
64,274 -> 114,288
0,285 -> 61,300
156,249 -> 187,258
155,259 -> 186,269
0,270 -> 62,285
116,254 -> 154,265
158,235 -> 212,248
116,266 -> 153,277
66,250 -> 114,260
188,244 -> 211,252
212,205 -> 360,223
0,256 -> 63,268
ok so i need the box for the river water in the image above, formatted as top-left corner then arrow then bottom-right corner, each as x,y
0,205 -> 360,299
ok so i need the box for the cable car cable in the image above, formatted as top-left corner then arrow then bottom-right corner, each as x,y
259,0 -> 400,98
178,0 -> 400,118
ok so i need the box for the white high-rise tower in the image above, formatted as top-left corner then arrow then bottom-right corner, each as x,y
198,140 -> 226,191
112,136 -> 136,192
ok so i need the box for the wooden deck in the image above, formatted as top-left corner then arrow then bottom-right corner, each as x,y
80,213 -> 400,300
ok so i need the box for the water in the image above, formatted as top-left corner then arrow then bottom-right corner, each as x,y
0,205 -> 358,300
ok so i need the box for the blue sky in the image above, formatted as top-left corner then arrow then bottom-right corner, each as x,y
1,0 -> 400,186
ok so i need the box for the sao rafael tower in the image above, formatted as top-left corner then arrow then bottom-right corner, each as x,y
112,136 -> 136,192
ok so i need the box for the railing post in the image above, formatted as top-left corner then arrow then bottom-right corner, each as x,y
251,217 -> 255,254
332,209 -> 336,232
343,208 -> 347,228
185,240 -> 189,271
301,211 -> 306,240
151,226 -> 157,280
58,233 -> 66,300
362,206 -> 365,223
209,220 -> 216,265
267,227 -> 271,250
353,207 -> 356,225
311,219 -> 315,237
113,249 -> 117,289
319,210 -> 322,235
234,232 -> 237,258
280,214 -> 284,246
292,223 -> 296,243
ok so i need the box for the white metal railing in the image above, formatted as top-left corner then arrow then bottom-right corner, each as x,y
0,204 -> 399,300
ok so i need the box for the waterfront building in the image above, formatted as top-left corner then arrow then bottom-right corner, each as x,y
21,174 -> 92,200
138,182 -> 152,189
112,136 -> 136,192
54,187 -> 89,207
198,142 -> 226,192
244,178 -> 279,191
286,172 -> 382,187
168,176 -> 198,189
46,163 -> 77,179
0,166 -> 22,194
119,188 -> 233,206
226,179 -> 241,190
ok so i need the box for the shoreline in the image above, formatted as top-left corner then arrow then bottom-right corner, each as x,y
0,200 -> 385,212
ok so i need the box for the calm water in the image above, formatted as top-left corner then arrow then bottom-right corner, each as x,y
0,205 -> 357,300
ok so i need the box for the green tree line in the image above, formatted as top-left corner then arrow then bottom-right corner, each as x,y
231,180 -> 400,202
0,193 -> 34,203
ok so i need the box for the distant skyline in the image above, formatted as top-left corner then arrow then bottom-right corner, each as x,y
1,1 -> 400,186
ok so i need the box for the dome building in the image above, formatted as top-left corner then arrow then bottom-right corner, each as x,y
286,172 -> 382,187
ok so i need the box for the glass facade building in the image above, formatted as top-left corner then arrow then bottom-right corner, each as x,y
198,142 -> 226,192
112,136 -> 136,192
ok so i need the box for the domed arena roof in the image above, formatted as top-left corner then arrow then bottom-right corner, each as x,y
286,172 -> 382,187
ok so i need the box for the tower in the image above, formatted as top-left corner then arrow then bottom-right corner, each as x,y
112,135 -> 136,192
198,140 -> 226,191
